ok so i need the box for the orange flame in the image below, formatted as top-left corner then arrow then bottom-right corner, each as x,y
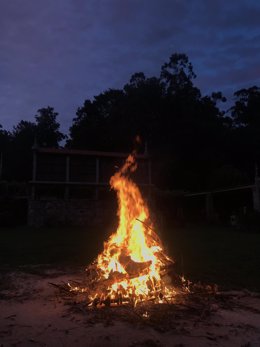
96,153 -> 175,303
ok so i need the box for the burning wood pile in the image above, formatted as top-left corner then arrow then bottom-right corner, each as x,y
63,151 -> 194,307
50,150 -> 216,309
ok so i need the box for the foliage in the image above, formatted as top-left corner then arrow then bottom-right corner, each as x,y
35,107 -> 66,147
0,107 -> 65,181
68,53 -> 229,190
0,125 -> 11,157
227,87 -> 260,178
160,53 -> 197,95
1,53 -> 260,191
0,125 -> 12,180
230,86 -> 260,127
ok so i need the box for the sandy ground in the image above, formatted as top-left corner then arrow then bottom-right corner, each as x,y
0,267 -> 260,347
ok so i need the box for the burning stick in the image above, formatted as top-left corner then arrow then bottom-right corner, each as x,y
68,152 -> 186,307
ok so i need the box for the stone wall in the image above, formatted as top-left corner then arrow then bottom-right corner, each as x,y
28,198 -> 116,227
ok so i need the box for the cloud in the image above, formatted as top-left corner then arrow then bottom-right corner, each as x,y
0,0 -> 259,133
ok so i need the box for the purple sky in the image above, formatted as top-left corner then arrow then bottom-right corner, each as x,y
1,0 -> 260,134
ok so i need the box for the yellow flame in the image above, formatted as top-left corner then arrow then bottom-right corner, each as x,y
96,153 -> 174,303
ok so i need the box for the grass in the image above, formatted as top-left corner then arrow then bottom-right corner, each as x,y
0,225 -> 108,268
161,225 -> 260,291
0,224 -> 260,291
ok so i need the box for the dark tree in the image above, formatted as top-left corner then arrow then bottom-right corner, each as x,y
12,120 -> 36,146
123,73 -> 164,151
8,107 -> 65,181
6,53 -> 260,193
230,86 -> 260,127
12,107 -> 65,149
68,89 -> 126,151
160,53 -> 198,96
0,125 -> 12,180
35,106 -> 66,147
10,120 -> 36,180
68,53 -> 230,190
0,124 -> 11,150
228,86 -> 260,178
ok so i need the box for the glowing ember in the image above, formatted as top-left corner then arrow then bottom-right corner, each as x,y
78,152 -> 183,306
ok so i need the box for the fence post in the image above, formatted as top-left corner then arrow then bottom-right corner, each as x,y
65,155 -> 70,200
253,164 -> 260,212
95,157 -> 100,200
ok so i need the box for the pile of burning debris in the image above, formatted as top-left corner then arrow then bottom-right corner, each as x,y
51,152 -> 216,309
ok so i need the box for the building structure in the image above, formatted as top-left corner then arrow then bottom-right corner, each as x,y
28,147 -> 152,227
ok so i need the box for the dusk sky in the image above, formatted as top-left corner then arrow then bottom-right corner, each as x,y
1,0 -> 260,134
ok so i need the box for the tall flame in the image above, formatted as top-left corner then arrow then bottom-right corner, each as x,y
95,154 -> 175,303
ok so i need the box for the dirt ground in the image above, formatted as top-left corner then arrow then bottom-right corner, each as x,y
0,266 -> 260,347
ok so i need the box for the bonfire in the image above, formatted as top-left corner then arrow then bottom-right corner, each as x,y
68,152 -> 189,307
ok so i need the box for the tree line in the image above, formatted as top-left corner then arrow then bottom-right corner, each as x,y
1,53 -> 260,191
